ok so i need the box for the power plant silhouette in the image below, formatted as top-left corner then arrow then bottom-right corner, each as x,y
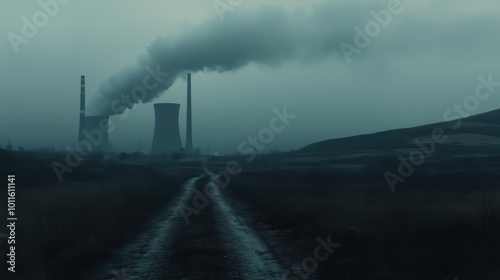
85,116 -> 110,153
150,103 -> 182,154
78,74 -> 193,155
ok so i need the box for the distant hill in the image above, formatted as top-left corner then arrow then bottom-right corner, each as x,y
298,108 -> 500,155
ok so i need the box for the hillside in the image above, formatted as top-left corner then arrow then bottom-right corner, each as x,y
299,108 -> 500,155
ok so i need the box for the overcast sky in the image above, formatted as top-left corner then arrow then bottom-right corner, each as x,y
1,0 -> 500,153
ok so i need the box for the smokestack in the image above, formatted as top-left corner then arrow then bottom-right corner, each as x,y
151,103 -> 182,154
84,116 -> 110,153
186,73 -> 193,154
78,75 -> 85,150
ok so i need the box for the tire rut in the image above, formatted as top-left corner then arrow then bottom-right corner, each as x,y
85,175 -> 285,280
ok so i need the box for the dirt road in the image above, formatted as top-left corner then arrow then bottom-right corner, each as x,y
84,175 -> 290,280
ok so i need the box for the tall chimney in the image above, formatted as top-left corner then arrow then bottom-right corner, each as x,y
78,75 -> 86,150
186,73 -> 193,153
151,103 -> 183,154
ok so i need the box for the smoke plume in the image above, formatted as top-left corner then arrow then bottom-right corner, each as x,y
90,1 -> 356,116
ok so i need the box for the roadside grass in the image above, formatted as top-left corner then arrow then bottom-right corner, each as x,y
0,161 -> 194,280
224,170 -> 500,280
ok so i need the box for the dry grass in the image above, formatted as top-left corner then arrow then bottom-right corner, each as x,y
0,162 -> 193,280
223,170 -> 500,280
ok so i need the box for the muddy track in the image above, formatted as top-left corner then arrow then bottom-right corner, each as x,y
84,175 -> 286,280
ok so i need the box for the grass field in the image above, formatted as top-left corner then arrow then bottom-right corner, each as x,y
0,157 -> 196,280
222,169 -> 500,280
1,148 -> 499,279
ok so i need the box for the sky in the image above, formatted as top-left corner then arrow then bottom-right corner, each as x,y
1,0 -> 500,154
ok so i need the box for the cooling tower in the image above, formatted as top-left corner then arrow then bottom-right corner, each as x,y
186,73 -> 193,153
151,103 -> 182,154
78,75 -> 86,149
84,116 -> 110,153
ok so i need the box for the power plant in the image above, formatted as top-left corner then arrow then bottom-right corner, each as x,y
84,116 -> 110,153
150,103 -> 183,154
77,75 -> 110,154
150,73 -> 194,155
77,73 -> 194,155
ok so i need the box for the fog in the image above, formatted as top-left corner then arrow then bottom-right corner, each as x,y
1,0 -> 500,153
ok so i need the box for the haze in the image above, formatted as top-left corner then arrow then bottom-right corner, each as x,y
1,0 -> 500,154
